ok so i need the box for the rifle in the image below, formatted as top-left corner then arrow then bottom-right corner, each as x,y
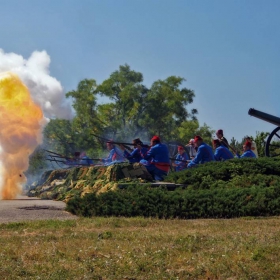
220,139 -> 238,155
44,149 -> 101,162
169,157 -> 190,163
91,133 -> 146,152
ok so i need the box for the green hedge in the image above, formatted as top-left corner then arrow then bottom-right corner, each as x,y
66,184 -> 280,218
165,158 -> 280,189
66,157 -> 280,219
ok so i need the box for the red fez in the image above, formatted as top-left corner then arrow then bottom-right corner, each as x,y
212,139 -> 220,145
194,135 -> 203,143
151,135 -> 160,142
178,146 -> 184,151
244,140 -> 251,148
216,129 -> 223,135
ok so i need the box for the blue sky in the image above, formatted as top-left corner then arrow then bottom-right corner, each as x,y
1,0 -> 280,142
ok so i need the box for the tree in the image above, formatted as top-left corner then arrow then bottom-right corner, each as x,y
142,76 -> 198,141
43,119 -> 77,156
97,64 -> 148,139
42,65 -> 214,157
65,79 -> 105,154
254,131 -> 270,157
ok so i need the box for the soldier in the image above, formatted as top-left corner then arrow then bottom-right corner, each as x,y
101,140 -> 126,166
172,146 -> 189,171
212,139 -> 234,161
187,135 -> 215,168
237,140 -> 256,158
140,135 -> 170,181
216,129 -> 229,148
186,138 -> 197,159
79,151 -> 94,166
245,136 -> 258,158
119,138 -> 149,163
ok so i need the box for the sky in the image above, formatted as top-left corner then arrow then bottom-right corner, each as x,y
0,0 -> 280,142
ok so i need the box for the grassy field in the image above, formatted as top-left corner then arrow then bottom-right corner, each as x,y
1,217 -> 280,280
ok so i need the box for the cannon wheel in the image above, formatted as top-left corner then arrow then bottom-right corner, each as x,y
265,126 -> 280,157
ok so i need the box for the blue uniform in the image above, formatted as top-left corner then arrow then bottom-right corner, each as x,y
187,142 -> 215,168
214,146 -> 234,161
141,143 -> 170,181
80,156 -> 94,166
175,152 -> 189,171
123,147 -> 149,163
102,147 -> 126,166
237,150 -> 256,158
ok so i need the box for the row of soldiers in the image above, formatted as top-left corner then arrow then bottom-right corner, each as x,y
100,129 -> 257,181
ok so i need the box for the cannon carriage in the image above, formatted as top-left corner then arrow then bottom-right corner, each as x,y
248,108 -> 280,157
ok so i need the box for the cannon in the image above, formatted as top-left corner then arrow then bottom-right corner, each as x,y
248,108 -> 280,157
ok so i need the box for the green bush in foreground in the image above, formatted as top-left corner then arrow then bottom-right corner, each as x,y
165,157 -> 280,189
66,184 -> 280,219
66,158 -> 280,219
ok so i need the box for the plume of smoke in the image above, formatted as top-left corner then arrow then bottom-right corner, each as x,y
0,49 -> 73,119
0,72 -> 45,199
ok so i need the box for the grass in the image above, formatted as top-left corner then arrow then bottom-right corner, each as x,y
0,217 -> 280,279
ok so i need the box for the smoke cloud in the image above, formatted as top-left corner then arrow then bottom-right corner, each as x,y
0,72 -> 44,199
0,49 -> 73,199
0,49 -> 73,119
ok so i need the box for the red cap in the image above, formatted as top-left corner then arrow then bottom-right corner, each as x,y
106,139 -> 114,144
151,135 -> 160,142
178,146 -> 184,151
244,140 -> 251,148
194,135 -> 203,143
216,129 -> 223,135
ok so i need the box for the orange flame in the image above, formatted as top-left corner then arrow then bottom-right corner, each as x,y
0,72 -> 44,199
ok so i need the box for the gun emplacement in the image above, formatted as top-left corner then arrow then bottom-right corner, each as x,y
248,108 -> 280,127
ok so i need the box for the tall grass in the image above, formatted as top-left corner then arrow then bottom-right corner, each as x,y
1,217 -> 280,279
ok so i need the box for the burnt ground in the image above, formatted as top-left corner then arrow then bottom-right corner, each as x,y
0,195 -> 77,224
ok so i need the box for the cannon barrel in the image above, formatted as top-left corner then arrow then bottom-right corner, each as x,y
248,108 -> 280,127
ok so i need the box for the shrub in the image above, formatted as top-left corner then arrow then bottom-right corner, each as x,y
66,157 -> 280,219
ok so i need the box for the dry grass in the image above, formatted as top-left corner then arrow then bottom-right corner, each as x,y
1,217 -> 280,279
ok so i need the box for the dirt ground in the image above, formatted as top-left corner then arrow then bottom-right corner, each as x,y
0,195 -> 78,224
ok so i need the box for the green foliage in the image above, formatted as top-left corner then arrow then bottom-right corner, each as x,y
25,147 -> 48,177
66,158 -> 280,219
165,157 -> 280,189
42,64 -> 213,156
254,131 -> 269,157
66,183 -> 280,219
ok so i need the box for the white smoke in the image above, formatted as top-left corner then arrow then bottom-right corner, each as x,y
0,49 -> 73,119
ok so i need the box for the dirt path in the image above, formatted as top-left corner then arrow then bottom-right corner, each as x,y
0,195 -> 77,223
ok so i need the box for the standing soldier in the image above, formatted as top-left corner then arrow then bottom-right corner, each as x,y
216,129 -> 230,148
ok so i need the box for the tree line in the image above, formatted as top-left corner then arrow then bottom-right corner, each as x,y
26,64 -> 269,177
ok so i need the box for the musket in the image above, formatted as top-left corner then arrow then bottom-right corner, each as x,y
46,158 -> 68,164
43,149 -> 68,158
91,133 -> 134,146
169,157 -> 190,163
220,139 -> 238,155
46,158 -> 101,166
91,133 -> 138,151
44,149 -> 101,161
